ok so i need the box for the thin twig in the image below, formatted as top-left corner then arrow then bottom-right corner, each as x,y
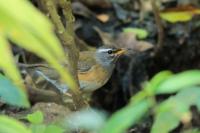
150,0 -> 164,53
18,63 -> 49,68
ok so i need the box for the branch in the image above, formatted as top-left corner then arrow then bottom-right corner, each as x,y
36,0 -> 88,110
150,0 -> 164,53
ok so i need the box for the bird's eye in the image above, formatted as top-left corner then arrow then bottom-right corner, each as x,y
107,50 -> 113,54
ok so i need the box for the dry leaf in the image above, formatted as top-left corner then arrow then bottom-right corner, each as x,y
96,14 -> 110,23
94,27 -> 153,52
116,32 -> 153,52
93,26 -> 114,46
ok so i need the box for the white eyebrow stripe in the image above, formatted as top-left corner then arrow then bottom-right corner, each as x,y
98,48 -> 112,52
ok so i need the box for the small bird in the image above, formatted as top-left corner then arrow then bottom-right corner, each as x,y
24,46 -> 126,93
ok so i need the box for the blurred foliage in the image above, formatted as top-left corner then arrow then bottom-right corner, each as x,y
25,111 -> 64,133
152,87 -> 200,133
160,11 -> 195,23
0,0 -> 77,132
26,111 -> 44,125
0,115 -> 31,133
101,99 -> 152,133
123,28 -> 149,39
0,74 -> 29,107
101,70 -> 200,133
63,108 -> 107,132
156,70 -> 200,94
160,5 -> 200,23
0,0 -> 76,104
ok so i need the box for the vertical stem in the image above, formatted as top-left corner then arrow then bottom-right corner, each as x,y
151,0 -> 164,53
36,0 -> 88,110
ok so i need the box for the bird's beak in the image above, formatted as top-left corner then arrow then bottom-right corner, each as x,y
114,48 -> 126,56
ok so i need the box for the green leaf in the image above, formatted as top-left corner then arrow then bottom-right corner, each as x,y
151,87 -> 200,133
101,99 -> 152,133
123,28 -> 149,39
151,111 -> 180,133
146,71 -> 173,94
151,97 -> 186,133
176,87 -> 200,110
26,111 -> 44,124
160,11 -> 194,23
0,0 -> 77,91
131,71 -> 173,104
0,0 -> 64,59
0,74 -> 30,107
44,125 -> 64,133
160,7 -> 200,23
30,124 -> 46,133
0,115 -> 31,133
156,70 -> 200,94
0,35 -> 24,89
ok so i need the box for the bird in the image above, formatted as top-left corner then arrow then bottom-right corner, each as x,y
22,46 -> 126,94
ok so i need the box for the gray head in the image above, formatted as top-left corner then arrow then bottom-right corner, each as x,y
95,46 -> 126,68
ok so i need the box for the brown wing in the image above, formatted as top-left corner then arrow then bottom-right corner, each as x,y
78,51 -> 96,73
